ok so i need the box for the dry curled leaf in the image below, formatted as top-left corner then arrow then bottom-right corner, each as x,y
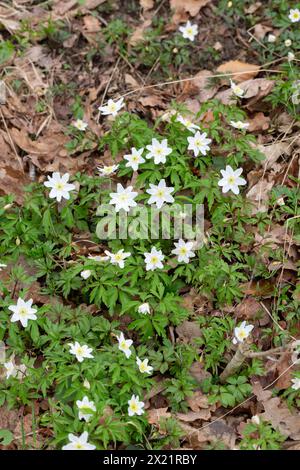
217,60 -> 260,82
253,382 -> 300,440
256,142 -> 292,170
140,0 -> 154,10
170,0 -> 211,17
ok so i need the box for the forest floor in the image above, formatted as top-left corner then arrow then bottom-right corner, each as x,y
0,0 -> 299,451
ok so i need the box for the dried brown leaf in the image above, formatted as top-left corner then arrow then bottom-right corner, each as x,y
217,60 -> 260,82
253,382 -> 300,440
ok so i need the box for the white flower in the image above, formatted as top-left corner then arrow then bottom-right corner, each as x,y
0,263 -> 7,271
62,431 -> 96,450
268,34 -> 276,43
4,360 -> 26,380
4,360 -> 16,379
76,396 -> 96,422
288,52 -> 295,62
117,332 -> 133,359
179,21 -> 198,42
83,379 -> 91,389
146,179 -> 174,209
218,165 -> 247,195
276,197 -> 285,206
285,39 -> 292,47
138,302 -> 150,314
291,377 -> 300,391
68,341 -> 94,363
98,165 -> 119,177
81,270 -> 92,280
251,415 -> 260,425
9,298 -> 37,328
109,183 -> 138,212
288,8 -> 300,23
88,254 -> 110,262
232,321 -> 254,344
72,119 -> 88,131
230,120 -> 249,130
291,340 -> 300,364
98,97 -> 124,117
171,239 -> 195,263
105,249 -> 131,269
187,131 -> 212,157
176,115 -> 200,133
44,172 -> 76,202
128,394 -> 145,416
124,147 -> 145,171
230,79 -> 244,98
144,247 -> 164,271
145,138 -> 172,164
136,357 -> 153,374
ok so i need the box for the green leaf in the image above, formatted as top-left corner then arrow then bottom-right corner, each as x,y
0,429 -> 14,445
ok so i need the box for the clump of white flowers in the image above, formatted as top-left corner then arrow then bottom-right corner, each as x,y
232,321 -> 254,344
179,21 -> 198,42
44,172 -> 75,202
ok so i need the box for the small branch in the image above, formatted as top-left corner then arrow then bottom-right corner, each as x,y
219,343 -> 291,384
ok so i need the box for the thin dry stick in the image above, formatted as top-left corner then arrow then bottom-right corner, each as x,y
0,107 -> 23,172
260,301 -> 297,341
110,68 -> 283,103
97,56 -> 121,122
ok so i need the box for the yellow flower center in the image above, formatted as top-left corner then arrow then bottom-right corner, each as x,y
150,256 -> 158,264
155,148 -> 162,155
130,402 -> 138,412
140,363 -> 147,372
228,176 -> 235,184
76,347 -> 83,355
121,341 -> 128,349
75,442 -> 84,449
179,247 -> 187,255
238,330 -> 247,339
156,190 -> 165,197
115,254 -> 123,261
55,182 -> 64,191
